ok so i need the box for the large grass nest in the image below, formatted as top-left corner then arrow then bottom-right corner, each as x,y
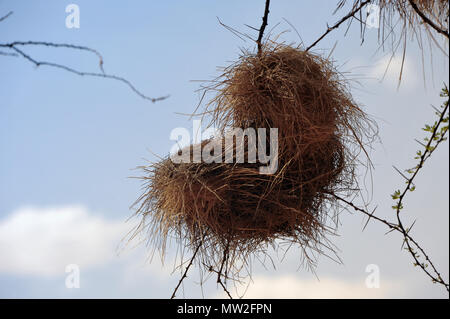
133,43 -> 377,284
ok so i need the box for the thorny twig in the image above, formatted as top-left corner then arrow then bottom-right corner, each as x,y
391,86 -> 449,291
306,0 -> 372,51
171,239 -> 204,299
217,240 -> 233,299
336,86 -> 449,292
335,193 -> 449,292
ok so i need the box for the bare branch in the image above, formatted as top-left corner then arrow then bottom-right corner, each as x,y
335,193 -> 449,291
170,240 -> 203,299
217,241 -> 233,299
333,194 -> 398,230
391,86 -> 449,291
407,0 -> 449,39
257,0 -> 271,54
0,11 -> 13,23
334,88 -> 449,293
1,41 -> 105,73
0,42 -> 169,103
306,0 -> 372,51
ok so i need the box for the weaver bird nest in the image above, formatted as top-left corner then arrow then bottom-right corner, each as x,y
133,43 -> 376,289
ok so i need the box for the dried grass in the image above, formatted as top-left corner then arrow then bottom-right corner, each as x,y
379,0 -> 448,31
133,42 -> 377,282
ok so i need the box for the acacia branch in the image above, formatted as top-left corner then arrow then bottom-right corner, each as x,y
217,240 -> 233,299
407,0 -> 449,39
1,41 -> 106,73
333,195 -> 398,231
306,0 -> 372,51
335,87 -> 449,292
391,87 -> 449,290
335,194 -> 449,292
0,41 -> 169,103
257,0 -> 271,54
170,240 -> 203,299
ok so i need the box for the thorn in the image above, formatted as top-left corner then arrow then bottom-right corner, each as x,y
393,166 -> 409,181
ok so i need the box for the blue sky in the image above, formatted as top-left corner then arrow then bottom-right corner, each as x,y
0,1 -> 448,298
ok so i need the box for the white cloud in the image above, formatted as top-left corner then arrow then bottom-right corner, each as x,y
0,205 -> 130,276
216,274 -> 404,299
370,55 -> 418,90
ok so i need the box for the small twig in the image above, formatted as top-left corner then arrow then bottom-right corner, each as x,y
217,17 -> 253,42
335,88 -> 449,292
306,0 -> 372,51
333,85 -> 449,293
218,276 -> 233,299
0,43 -> 169,102
257,0 -> 271,54
0,11 -> 13,23
170,240 -> 203,299
334,194 -> 449,292
1,41 -> 105,73
244,24 -> 260,32
391,90 -> 449,291
217,240 -> 233,299
407,0 -> 449,39
204,262 -> 236,282
333,89 -> 449,292
333,194 -> 398,231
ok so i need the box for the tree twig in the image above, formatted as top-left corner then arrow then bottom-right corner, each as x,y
217,240 -> 233,299
0,41 -> 169,102
306,0 -> 372,51
170,240 -> 204,299
1,41 -> 105,73
257,0 -> 271,54
335,194 -> 449,292
391,87 -> 449,291
333,195 -> 398,230
407,0 -> 449,39
334,87 -> 449,293
0,11 -> 13,23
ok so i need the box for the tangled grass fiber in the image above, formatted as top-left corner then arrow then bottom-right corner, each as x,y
133,42 -> 377,292
378,0 -> 448,31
